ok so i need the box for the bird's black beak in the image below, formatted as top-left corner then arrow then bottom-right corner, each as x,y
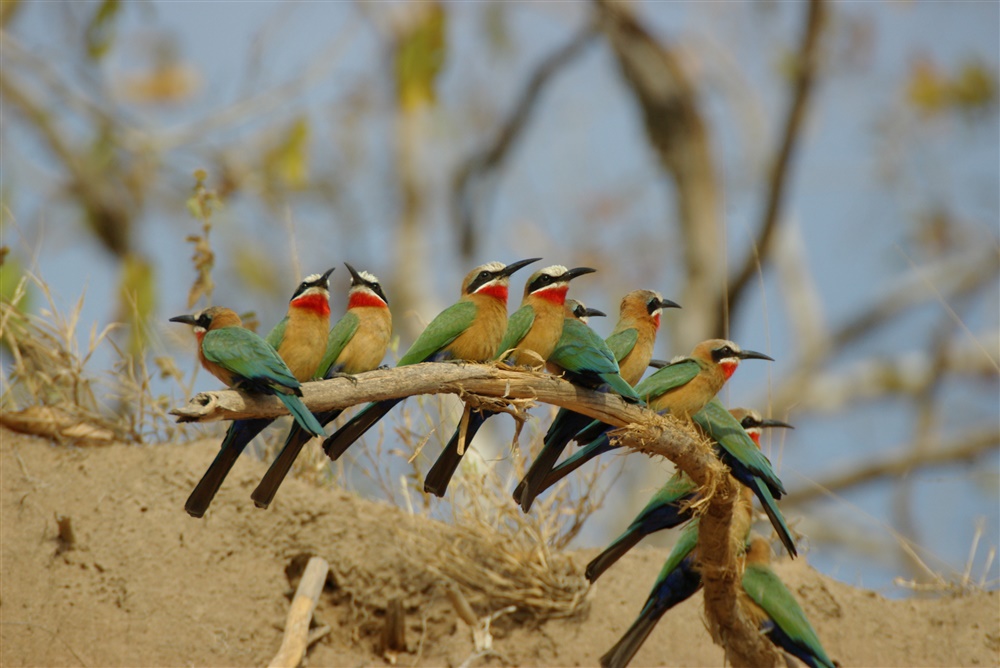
648,359 -> 671,369
169,314 -> 197,326
737,349 -> 774,362
319,267 -> 336,284
657,297 -> 682,310
760,418 -> 795,430
501,257 -> 542,277
564,266 -> 597,281
344,262 -> 364,285
583,307 -> 607,318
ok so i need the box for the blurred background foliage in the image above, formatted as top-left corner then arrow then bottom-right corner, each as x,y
1,0 -> 997,592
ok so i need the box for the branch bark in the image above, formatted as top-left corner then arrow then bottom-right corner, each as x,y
170,362 -> 778,666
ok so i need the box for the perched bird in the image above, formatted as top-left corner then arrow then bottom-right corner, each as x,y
515,290 -> 679,511
529,339 -> 774,501
423,265 -> 596,497
321,258 -> 540,462
693,400 -> 796,557
176,270 -> 334,518
600,485 -> 759,668
545,299 -> 640,399
599,520 -> 703,668
251,263 -> 392,509
742,537 -> 838,668
585,408 -> 795,583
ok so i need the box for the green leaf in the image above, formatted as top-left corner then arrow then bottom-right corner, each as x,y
85,0 -> 121,61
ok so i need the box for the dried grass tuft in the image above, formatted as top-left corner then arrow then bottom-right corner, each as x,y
1,272 -> 192,445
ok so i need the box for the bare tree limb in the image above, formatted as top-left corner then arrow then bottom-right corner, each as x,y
170,362 -> 776,667
723,0 -> 826,328
769,329 -> 999,414
783,427 -> 1000,506
594,0 -> 724,351
451,22 -> 598,258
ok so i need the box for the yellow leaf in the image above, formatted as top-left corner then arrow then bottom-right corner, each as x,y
264,117 -> 310,190
85,0 -> 121,60
118,253 -> 155,356
395,2 -> 447,111
906,58 -> 947,117
950,60 -> 996,112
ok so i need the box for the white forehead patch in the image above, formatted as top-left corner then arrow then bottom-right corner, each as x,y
540,265 -> 568,276
479,261 -> 506,273
303,273 -> 323,284
356,270 -> 379,283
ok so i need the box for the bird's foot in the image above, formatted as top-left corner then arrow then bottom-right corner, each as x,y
327,371 -> 359,385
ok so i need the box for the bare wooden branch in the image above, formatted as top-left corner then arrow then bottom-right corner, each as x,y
268,555 -> 330,668
724,0 -> 826,327
451,22 -> 598,258
171,362 -> 772,666
784,427 -> 1000,506
594,0 -> 723,349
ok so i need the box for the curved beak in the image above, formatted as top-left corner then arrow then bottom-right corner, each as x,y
344,262 -> 364,284
737,349 -> 774,362
760,418 -> 795,430
648,359 -> 671,369
657,297 -> 682,310
501,257 -> 542,277
319,267 -> 336,284
169,314 -> 197,326
564,266 -> 597,281
583,307 -> 606,318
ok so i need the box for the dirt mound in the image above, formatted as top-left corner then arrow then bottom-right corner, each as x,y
2,430 -> 997,667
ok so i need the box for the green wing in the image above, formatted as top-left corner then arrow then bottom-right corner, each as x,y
398,300 -> 478,366
604,327 -> 639,363
658,519 -> 700,578
742,564 -> 834,668
318,311 -> 360,376
641,472 -> 698,516
632,358 -> 701,403
693,398 -> 785,495
203,328 -> 299,391
494,304 -> 536,360
265,316 -> 289,349
549,319 -> 619,374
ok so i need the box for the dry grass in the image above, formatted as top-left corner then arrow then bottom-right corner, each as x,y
306,392 -> 612,621
1,272 -> 193,445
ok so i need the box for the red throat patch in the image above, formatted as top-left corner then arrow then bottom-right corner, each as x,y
748,431 -> 761,447
534,285 -> 569,305
290,293 -> 331,316
348,291 -> 387,309
720,359 -> 738,380
652,313 -> 661,329
476,283 -> 508,303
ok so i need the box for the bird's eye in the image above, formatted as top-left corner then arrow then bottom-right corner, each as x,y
541,275 -> 552,284
198,315 -> 211,328
718,346 -> 733,357
741,417 -> 754,429
479,270 -> 491,280
371,282 -> 380,291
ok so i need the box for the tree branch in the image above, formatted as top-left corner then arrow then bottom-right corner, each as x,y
783,427 -> 1000,506
594,0 -> 724,350
723,0 -> 826,329
451,22 -> 598,258
170,362 -> 775,666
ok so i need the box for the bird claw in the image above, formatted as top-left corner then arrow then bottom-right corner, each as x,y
377,364 -> 390,371
328,371 -> 359,385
